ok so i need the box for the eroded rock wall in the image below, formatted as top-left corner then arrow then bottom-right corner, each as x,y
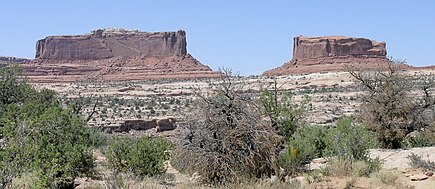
35,29 -> 187,60
263,35 -> 392,75
293,36 -> 387,61
22,29 -> 218,82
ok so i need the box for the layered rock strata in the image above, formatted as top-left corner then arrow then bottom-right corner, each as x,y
263,36 -> 395,75
103,118 -> 176,133
22,29 -> 218,82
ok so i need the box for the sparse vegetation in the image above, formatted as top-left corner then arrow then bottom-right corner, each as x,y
325,157 -> 382,177
407,152 -> 435,171
1,64 -> 434,188
370,169 -> 407,189
259,80 -> 310,141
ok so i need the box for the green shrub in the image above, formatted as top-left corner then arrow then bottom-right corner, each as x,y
319,118 -> 381,178
259,85 -> 310,141
105,136 -> 172,177
278,125 -> 326,175
0,66 -> 96,188
290,125 -> 327,160
1,102 -> 95,188
325,118 -> 377,161
404,124 -> 435,147
278,144 -> 305,175
279,118 -> 380,177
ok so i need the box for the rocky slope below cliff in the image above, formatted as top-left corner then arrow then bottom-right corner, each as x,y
0,56 -> 30,64
263,36 -> 399,75
22,29 -> 218,82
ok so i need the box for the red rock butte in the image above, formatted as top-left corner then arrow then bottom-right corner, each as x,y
263,35 -> 397,75
21,28 -> 218,82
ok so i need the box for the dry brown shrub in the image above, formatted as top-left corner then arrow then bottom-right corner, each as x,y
173,69 -> 283,184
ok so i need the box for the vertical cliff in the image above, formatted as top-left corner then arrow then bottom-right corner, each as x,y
22,29 -> 218,82
292,36 -> 387,61
263,35 -> 392,75
35,29 -> 188,60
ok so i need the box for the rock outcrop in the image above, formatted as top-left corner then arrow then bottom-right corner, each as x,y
0,56 -> 30,64
35,29 -> 187,60
22,29 -> 218,82
263,36 -> 395,75
103,118 -> 176,133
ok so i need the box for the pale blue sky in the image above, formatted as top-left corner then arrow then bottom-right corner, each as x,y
1,0 -> 434,75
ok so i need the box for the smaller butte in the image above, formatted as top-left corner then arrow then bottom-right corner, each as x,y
263,35 -> 401,76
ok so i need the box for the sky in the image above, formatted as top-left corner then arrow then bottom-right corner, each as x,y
0,0 -> 434,75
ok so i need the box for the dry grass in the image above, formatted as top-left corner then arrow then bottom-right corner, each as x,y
82,175 -> 303,189
369,169 -> 410,189
11,172 -> 38,188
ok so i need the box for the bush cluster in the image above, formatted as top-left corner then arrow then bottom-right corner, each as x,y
259,86 -> 310,141
105,136 -> 172,177
0,66 -> 95,188
324,118 -> 377,161
279,118 -> 379,176
279,125 -> 326,174
349,62 -> 435,148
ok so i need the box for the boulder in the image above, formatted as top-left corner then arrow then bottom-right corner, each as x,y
156,118 -> 177,132
124,119 -> 158,131
104,118 -> 176,133
312,157 -> 328,164
410,174 -> 429,181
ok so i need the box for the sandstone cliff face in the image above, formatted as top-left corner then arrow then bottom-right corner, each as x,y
35,29 -> 187,60
23,29 -> 218,82
293,36 -> 386,61
263,36 -> 392,75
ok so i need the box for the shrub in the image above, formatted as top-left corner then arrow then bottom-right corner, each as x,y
174,69 -> 282,184
278,144 -> 305,175
376,170 -> 400,185
325,118 -> 377,161
105,136 -> 172,177
0,66 -> 96,188
349,61 -> 435,149
289,125 -> 327,160
259,80 -> 310,141
279,125 -> 326,174
0,65 -> 35,114
404,124 -> 435,147
1,102 -> 95,188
